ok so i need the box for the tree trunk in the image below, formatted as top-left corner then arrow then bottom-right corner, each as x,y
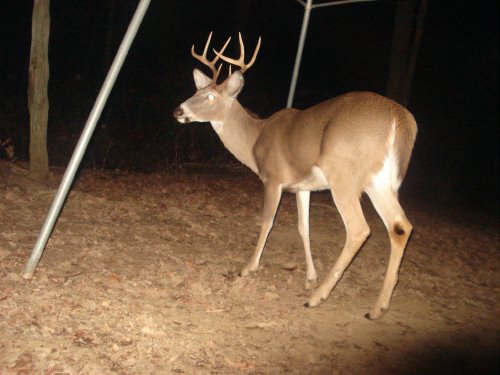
103,0 -> 116,75
28,0 -> 50,182
403,0 -> 428,105
386,0 -> 416,106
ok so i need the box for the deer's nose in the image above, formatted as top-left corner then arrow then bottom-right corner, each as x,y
173,106 -> 184,118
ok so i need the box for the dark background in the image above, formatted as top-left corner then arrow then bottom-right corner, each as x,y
0,0 -> 498,212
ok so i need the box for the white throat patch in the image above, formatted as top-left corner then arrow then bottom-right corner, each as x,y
211,121 -> 224,133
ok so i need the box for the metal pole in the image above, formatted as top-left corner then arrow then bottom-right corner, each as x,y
287,0 -> 379,108
23,0 -> 151,279
287,0 -> 312,108
311,0 -> 378,9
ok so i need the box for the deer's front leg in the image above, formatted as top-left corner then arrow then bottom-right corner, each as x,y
240,182 -> 282,276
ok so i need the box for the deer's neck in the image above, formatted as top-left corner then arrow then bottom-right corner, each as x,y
210,100 -> 262,174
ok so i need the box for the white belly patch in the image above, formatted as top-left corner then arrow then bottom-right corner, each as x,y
287,166 -> 330,192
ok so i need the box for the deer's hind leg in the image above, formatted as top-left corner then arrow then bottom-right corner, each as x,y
306,178 -> 370,307
364,186 -> 412,320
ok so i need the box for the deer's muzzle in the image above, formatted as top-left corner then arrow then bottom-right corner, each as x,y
173,106 -> 189,123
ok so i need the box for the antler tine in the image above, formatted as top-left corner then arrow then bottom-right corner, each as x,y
242,33 -> 261,72
215,36 -> 232,63
191,32 -> 213,74
214,32 -> 262,73
191,32 -> 232,83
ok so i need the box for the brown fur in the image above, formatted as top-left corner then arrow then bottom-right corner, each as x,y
175,67 -> 417,320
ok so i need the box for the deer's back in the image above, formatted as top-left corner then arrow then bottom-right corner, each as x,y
253,92 -> 417,188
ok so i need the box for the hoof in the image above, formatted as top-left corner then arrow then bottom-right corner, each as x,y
307,286 -> 330,307
365,307 -> 388,320
304,297 -> 324,308
239,266 -> 257,278
239,268 -> 251,278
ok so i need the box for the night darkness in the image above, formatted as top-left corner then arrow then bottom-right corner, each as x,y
0,2 -> 499,372
0,0 -> 498,212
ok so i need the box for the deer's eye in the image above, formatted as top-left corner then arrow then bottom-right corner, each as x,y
207,93 -> 215,101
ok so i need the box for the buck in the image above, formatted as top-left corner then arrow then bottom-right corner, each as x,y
173,33 -> 417,320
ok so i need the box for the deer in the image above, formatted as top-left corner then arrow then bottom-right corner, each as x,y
173,32 -> 417,320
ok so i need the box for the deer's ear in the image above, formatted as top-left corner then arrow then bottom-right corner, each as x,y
193,69 -> 212,89
225,70 -> 244,98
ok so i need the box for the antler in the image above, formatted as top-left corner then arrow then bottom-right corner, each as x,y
191,32 -> 231,84
214,32 -> 261,74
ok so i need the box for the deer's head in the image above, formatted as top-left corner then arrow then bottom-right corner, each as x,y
174,32 -> 261,124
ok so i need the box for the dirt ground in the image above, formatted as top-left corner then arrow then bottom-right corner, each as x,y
0,161 -> 498,374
